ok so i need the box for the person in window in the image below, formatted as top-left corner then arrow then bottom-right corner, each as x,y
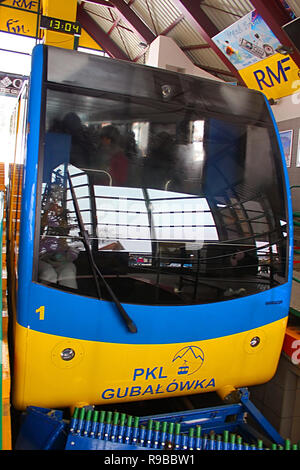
98,125 -> 128,186
38,184 -> 79,289
143,131 -> 179,190
52,112 -> 97,169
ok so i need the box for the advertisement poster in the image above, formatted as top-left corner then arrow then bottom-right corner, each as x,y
212,10 -> 281,71
212,6 -> 298,100
279,130 -> 293,167
0,72 -> 26,96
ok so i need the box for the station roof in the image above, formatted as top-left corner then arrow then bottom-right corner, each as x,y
76,0 -> 300,84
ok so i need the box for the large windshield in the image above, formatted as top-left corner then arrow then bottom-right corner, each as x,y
35,77 -> 288,306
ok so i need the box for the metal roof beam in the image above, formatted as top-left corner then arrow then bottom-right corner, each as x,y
172,0 -> 245,85
172,0 -> 219,38
82,0 -> 115,7
250,0 -> 300,68
81,0 -> 155,44
110,0 -> 156,44
107,16 -> 121,35
181,44 -> 211,51
77,4 -> 129,60
194,63 -> 236,78
160,14 -> 184,36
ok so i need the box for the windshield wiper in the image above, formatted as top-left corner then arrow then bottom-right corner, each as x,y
67,171 -> 137,334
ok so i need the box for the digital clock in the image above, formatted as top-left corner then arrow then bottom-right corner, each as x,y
40,15 -> 81,36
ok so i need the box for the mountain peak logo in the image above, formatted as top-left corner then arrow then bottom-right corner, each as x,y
172,346 -> 205,376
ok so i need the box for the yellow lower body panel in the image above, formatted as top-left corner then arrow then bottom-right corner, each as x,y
12,317 -> 288,410
2,317 -> 12,449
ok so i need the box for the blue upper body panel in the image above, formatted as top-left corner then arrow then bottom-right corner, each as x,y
22,281 -> 291,344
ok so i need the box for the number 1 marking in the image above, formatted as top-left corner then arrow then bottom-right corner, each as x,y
36,306 -> 45,320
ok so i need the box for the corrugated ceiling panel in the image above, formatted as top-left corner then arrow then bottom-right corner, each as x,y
81,3 -> 141,59
81,1 -> 256,76
161,14 -> 209,46
200,0 -> 254,31
186,46 -> 234,71
129,0 -> 181,35
130,0 -> 232,72
80,0 -> 300,64
82,3 -> 116,34
109,18 -> 144,60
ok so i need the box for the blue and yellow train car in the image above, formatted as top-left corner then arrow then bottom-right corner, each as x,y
7,44 -> 293,411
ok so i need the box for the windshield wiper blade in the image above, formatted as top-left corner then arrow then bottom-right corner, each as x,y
67,171 -> 137,334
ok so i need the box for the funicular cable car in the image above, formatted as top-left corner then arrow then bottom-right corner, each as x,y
7,45 -> 292,415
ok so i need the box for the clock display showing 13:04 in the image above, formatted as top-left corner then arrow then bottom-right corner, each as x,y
40,16 -> 81,36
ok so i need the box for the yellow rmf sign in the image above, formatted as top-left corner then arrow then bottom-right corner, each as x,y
239,52 -> 299,100
1,0 -> 38,11
0,2 -> 102,51
0,4 -> 38,37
